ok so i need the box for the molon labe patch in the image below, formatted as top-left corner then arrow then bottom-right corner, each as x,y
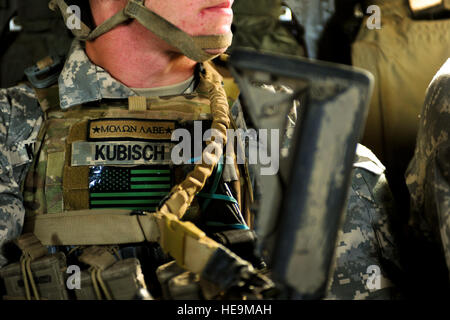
87,118 -> 176,141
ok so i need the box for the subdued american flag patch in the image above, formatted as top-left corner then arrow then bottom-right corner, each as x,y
89,165 -> 172,211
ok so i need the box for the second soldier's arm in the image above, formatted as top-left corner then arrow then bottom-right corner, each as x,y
0,85 -> 42,267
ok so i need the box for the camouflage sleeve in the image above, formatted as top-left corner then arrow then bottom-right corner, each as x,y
0,84 -> 42,267
325,145 -> 403,300
405,59 -> 450,278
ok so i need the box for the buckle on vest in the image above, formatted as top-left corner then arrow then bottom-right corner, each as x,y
130,210 -> 146,216
25,55 -> 64,89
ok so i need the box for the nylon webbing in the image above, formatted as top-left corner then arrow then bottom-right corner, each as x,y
24,209 -> 220,273
49,0 -> 92,40
128,96 -> 147,111
23,209 -> 160,246
87,7 -> 130,40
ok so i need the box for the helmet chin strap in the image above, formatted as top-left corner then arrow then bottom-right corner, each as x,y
49,0 -> 233,62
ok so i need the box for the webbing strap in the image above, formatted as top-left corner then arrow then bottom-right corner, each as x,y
79,246 -> 116,270
23,208 -> 258,292
128,96 -> 147,111
49,0 -> 92,40
24,209 -> 220,274
23,209 -> 160,246
14,233 -> 48,260
87,6 -> 130,41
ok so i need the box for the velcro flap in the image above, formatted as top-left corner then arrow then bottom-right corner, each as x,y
14,233 -> 48,260
79,246 -> 117,270
128,96 -> 147,112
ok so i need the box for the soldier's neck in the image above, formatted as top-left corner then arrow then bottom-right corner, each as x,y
85,26 -> 197,89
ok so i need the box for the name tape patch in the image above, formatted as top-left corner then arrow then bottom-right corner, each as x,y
71,141 -> 173,166
88,119 -> 175,141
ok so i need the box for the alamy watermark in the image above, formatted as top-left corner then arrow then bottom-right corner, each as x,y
366,5 -> 382,30
65,4 -> 382,31
366,265 -> 381,290
66,265 -> 81,290
171,122 -> 280,176
66,5 -> 82,30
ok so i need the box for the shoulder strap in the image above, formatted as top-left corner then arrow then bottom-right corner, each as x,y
25,55 -> 62,113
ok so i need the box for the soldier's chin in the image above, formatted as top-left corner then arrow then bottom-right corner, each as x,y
205,48 -> 228,55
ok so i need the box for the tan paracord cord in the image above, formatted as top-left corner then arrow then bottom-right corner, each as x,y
26,258 -> 40,300
20,256 -> 40,300
96,269 -> 113,300
89,267 -> 113,300
158,62 -> 231,218
90,267 -> 102,300
20,257 -> 31,300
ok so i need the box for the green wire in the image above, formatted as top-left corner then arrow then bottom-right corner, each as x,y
205,221 -> 249,230
197,192 -> 238,205
200,156 -> 223,212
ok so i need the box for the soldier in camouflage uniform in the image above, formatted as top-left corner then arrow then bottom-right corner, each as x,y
405,59 -> 450,291
326,144 -> 402,299
0,84 -> 42,267
0,0 -> 242,292
0,0 -> 403,300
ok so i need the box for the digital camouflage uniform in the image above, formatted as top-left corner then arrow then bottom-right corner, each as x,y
326,145 -> 402,299
406,59 -> 450,280
0,84 -> 42,267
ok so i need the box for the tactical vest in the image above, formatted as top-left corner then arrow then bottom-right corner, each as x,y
0,59 -> 270,301
22,61 -> 251,247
